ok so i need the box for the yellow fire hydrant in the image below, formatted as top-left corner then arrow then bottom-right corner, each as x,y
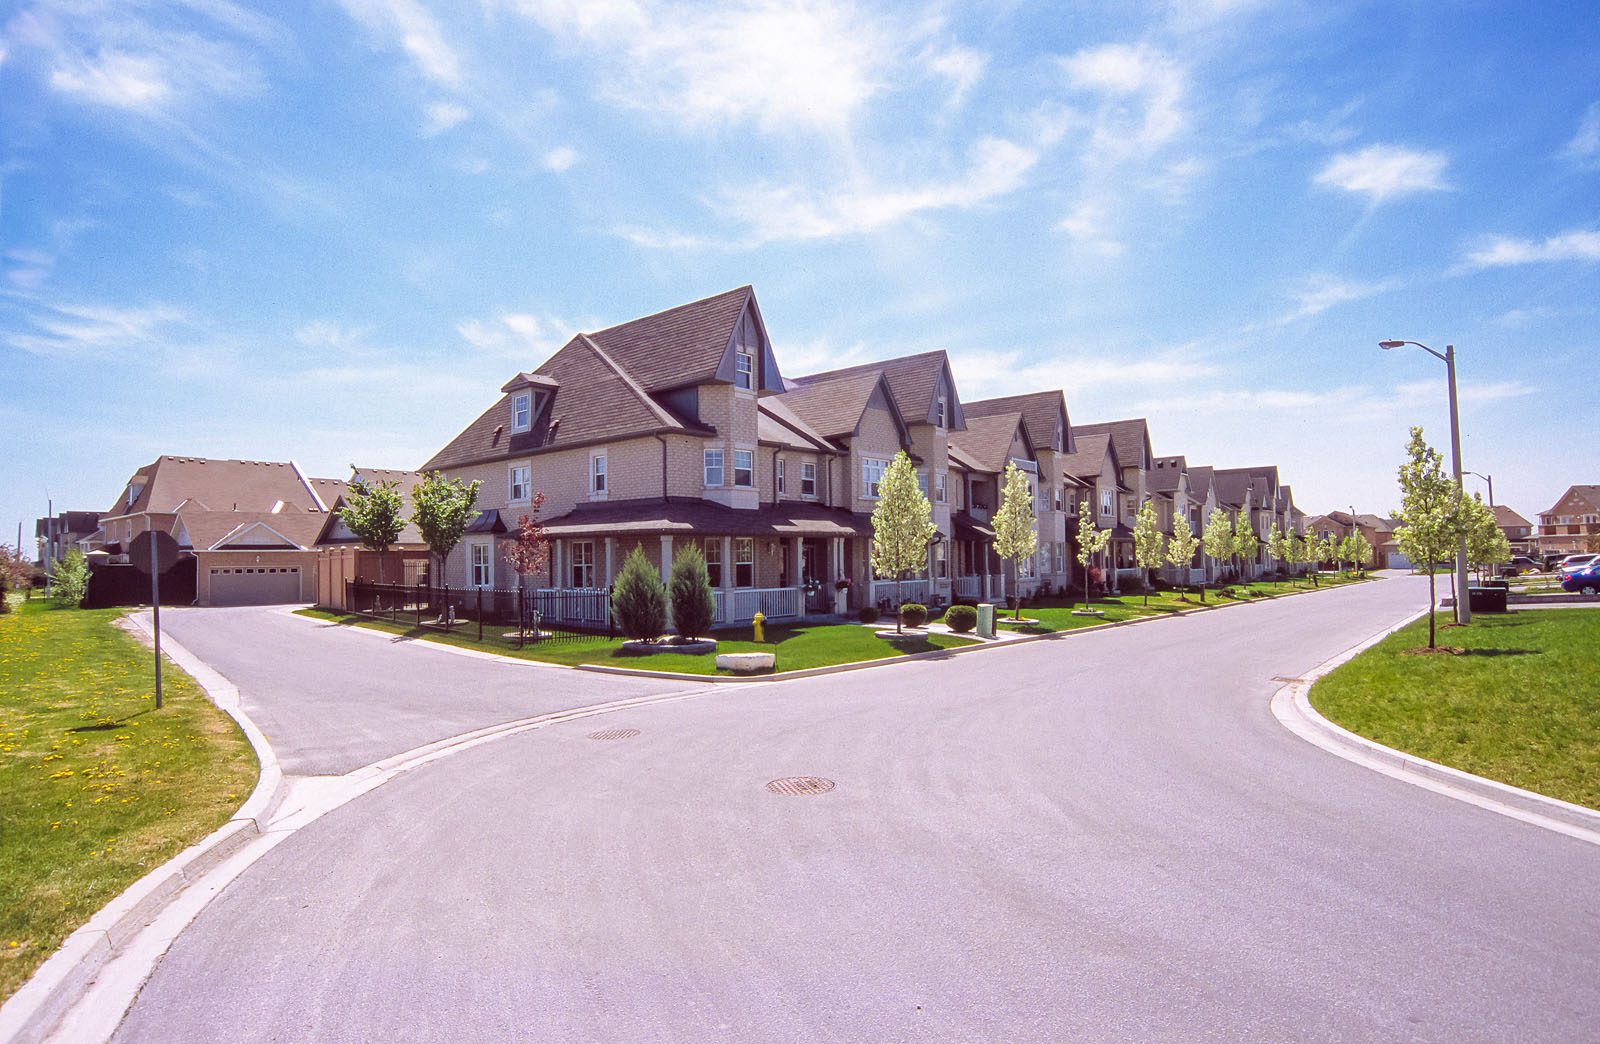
752,610 -> 765,644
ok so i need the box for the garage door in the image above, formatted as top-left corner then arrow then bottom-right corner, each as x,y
209,566 -> 303,606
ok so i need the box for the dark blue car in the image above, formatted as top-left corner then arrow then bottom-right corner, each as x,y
1561,561 -> 1600,595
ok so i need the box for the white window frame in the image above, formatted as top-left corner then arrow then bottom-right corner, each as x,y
935,472 -> 947,504
800,461 -> 817,498
470,542 -> 493,588
704,449 -> 724,488
511,393 -> 532,433
733,449 -> 755,488
734,350 -> 755,391
776,458 -> 786,495
733,537 -> 755,589
569,540 -> 595,588
917,470 -> 930,498
509,464 -> 530,503
591,452 -> 607,497
863,457 -> 889,499
704,539 -> 723,587
1100,489 -> 1114,517
934,541 -> 947,578
936,394 -> 949,430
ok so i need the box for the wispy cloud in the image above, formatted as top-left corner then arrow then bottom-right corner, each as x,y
949,345 -> 1219,402
1314,144 -> 1449,203
1463,228 -> 1600,268
1563,101 -> 1600,167
1264,272 -> 1397,326
421,100 -> 469,136
336,0 -> 462,86
5,248 -> 55,290
456,310 -> 592,359
4,299 -> 190,356
542,145 -> 577,172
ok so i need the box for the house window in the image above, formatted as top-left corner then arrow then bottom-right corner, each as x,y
918,471 -> 930,497
509,465 -> 530,502
704,540 -> 723,587
935,541 -> 947,578
936,394 -> 949,429
704,449 -> 724,487
801,462 -> 817,497
591,453 -> 607,496
734,351 -> 754,391
512,393 -> 531,433
734,537 -> 755,588
936,472 -> 947,504
863,457 -> 889,498
470,542 -> 492,587
776,458 -> 786,495
1100,489 -> 1114,517
733,449 -> 754,488
569,540 -> 595,588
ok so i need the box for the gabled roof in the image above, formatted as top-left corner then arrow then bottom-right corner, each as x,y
1187,465 -> 1214,504
1072,419 -> 1152,472
109,456 -> 328,517
176,510 -> 326,551
757,396 -> 838,453
775,369 -> 911,448
949,412 -> 1031,474
963,390 -> 1070,453
584,285 -> 762,393
789,350 -> 962,429
1491,504 -> 1533,529
315,468 -> 429,547
1059,431 -> 1119,483
1543,485 -> 1600,515
1148,455 -> 1188,494
1212,469 -> 1254,509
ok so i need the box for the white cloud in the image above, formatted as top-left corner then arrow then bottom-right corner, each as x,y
542,145 -> 578,172
1465,228 -> 1600,268
421,101 -> 470,135
1314,144 -> 1449,203
926,43 -> 986,107
336,0 -> 461,86
6,248 -> 55,290
1274,273 -> 1397,324
949,345 -> 1218,402
50,50 -> 172,110
456,311 -> 591,358
1563,101 -> 1600,166
293,320 -> 372,351
5,300 -> 189,355
1060,43 -> 1186,154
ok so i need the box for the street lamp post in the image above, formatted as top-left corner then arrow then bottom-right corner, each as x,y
1467,470 -> 1494,507
1380,340 -> 1471,624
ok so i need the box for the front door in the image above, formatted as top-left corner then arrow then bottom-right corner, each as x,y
801,539 -> 824,613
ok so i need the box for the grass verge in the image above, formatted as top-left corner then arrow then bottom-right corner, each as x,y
0,600 -> 257,1002
992,573 -> 1373,634
294,608 -> 976,675
1310,609 -> 1599,810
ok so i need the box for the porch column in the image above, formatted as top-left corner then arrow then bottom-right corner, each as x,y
552,539 -> 563,590
791,535 -> 804,594
659,535 -> 673,583
604,537 -> 615,587
830,536 -> 845,613
721,535 -> 734,622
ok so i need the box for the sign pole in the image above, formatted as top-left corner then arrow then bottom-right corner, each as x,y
150,536 -> 163,709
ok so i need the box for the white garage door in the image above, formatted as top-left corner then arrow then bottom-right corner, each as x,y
209,566 -> 303,606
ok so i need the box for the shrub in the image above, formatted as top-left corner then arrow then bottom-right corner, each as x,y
857,605 -> 880,624
899,602 -> 927,627
668,544 -> 716,640
943,604 -> 976,633
52,549 -> 90,608
612,544 -> 666,640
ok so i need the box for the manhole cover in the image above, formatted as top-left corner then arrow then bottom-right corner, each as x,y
587,727 -> 640,740
766,776 -> 836,796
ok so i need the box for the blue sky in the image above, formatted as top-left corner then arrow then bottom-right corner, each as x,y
4,0 -> 1597,549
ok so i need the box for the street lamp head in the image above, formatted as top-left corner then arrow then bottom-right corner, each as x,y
1378,340 -> 1406,350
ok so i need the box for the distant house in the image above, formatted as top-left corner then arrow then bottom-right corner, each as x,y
1489,505 -> 1536,555
314,467 -> 432,606
1537,485 -> 1600,556
34,511 -> 101,574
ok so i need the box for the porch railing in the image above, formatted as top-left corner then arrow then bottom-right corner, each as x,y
954,576 -> 980,599
871,578 -> 931,607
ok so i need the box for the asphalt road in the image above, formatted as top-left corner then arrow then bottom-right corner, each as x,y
156,607 -> 696,775
118,579 -> 1600,1041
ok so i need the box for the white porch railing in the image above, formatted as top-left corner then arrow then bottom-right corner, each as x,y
871,578 -> 931,606
712,587 -> 803,625
955,576 -> 979,599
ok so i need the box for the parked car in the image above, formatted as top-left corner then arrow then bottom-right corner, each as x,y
1499,555 -> 1541,576
1541,552 -> 1566,571
1560,561 -> 1600,595
1558,553 -> 1598,576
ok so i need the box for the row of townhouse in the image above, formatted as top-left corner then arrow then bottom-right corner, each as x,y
420,286 -> 1306,625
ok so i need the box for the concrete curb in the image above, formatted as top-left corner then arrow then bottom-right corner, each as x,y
1270,608 -> 1600,849
0,614 -> 287,1044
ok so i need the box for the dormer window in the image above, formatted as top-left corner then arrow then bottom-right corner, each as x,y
735,351 -> 754,391
936,394 -> 949,430
511,393 -> 532,433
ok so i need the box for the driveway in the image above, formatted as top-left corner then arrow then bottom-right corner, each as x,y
155,607 -> 700,775
119,580 -> 1600,1040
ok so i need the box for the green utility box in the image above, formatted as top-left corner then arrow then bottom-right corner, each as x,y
976,602 -> 996,638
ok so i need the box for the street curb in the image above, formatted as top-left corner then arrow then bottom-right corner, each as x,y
0,614 -> 287,1044
1270,608 -> 1600,849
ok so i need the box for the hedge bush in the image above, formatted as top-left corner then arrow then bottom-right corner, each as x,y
668,544 -> 715,639
899,602 -> 927,627
857,605 -> 880,624
613,544 -> 667,640
943,604 -> 976,633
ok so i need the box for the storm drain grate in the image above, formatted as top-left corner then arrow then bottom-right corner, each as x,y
766,776 -> 836,797
587,727 -> 641,740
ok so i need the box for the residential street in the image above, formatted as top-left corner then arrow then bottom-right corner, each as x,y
117,578 -> 1600,1041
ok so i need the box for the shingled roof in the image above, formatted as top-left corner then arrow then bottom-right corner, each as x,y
1212,468 -> 1255,508
1072,419 -> 1151,472
949,412 -> 1029,474
1059,431 -> 1119,483
963,390 -> 1071,453
109,456 -> 328,517
584,285 -> 756,393
757,396 -> 838,453
774,369 -> 913,448
1187,465 -> 1214,503
789,350 -> 959,428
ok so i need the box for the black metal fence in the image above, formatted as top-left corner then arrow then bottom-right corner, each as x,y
345,580 -> 613,645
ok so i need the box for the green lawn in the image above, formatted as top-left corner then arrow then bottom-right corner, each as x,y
1311,609 -> 1600,810
990,573 -> 1373,634
295,608 -> 975,675
0,600 -> 257,1002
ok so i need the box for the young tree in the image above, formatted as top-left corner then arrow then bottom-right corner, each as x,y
1166,513 -> 1201,601
410,473 -> 483,587
992,462 -> 1039,619
1333,535 -> 1352,574
870,451 -> 937,633
1265,522 -> 1288,587
612,544 -> 667,640
0,544 -> 27,613
1282,531 -> 1306,586
668,543 -> 716,640
1395,426 -> 1464,648
1202,508 -> 1234,593
503,492 -> 550,633
1463,493 -> 1510,582
1232,508 -> 1260,584
1074,500 -> 1112,611
52,549 -> 90,608
1132,499 -> 1165,606
339,476 -> 405,584
1346,530 -> 1375,577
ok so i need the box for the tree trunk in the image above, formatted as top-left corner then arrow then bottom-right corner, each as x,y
895,575 -> 903,634
1428,571 -> 1437,648
1447,566 -> 1458,624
